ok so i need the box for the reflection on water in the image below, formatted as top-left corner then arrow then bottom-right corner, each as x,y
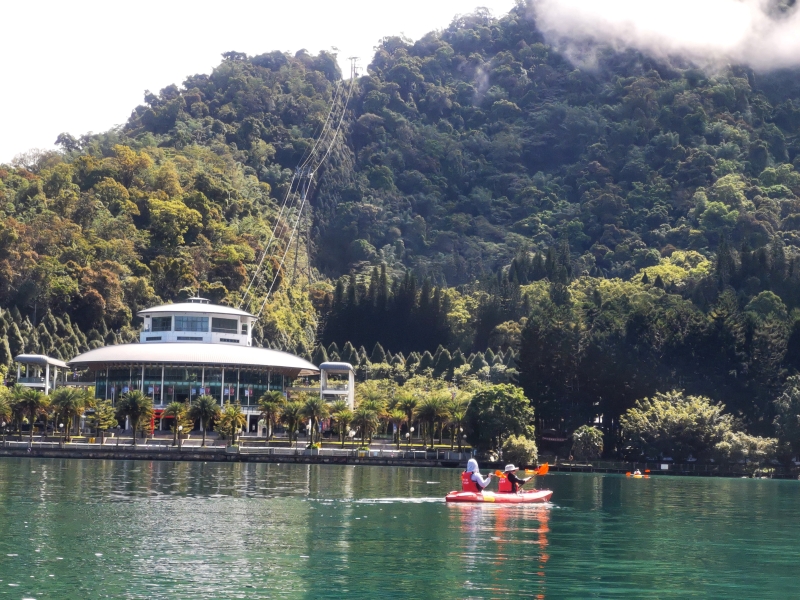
0,458 -> 799,599
451,502 -> 551,598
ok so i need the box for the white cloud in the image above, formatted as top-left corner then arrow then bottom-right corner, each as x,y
0,0 -> 516,163
533,0 -> 800,70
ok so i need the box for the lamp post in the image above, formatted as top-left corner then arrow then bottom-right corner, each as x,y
58,423 -> 64,446
1,421 -> 5,445
178,425 -> 183,451
348,429 -> 356,448
410,426 -> 415,447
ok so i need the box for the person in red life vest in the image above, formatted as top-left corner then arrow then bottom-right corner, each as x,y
461,458 -> 493,492
503,464 -> 531,493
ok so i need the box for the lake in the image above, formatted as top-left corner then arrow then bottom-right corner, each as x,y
0,458 -> 798,598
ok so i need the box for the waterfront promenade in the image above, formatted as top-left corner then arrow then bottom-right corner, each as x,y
0,432 -> 470,468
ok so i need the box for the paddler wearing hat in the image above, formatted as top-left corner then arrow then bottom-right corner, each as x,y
503,464 -> 531,493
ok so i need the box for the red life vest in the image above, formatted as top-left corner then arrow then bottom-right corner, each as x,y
461,471 -> 481,492
497,474 -> 512,493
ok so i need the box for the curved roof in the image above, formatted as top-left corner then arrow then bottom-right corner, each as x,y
138,301 -> 254,318
14,354 -> 69,369
320,362 -> 355,372
67,343 -> 318,376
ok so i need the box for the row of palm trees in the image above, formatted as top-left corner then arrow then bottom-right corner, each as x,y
254,391 -> 389,449
116,392 -> 225,447
0,384 -> 471,452
0,385 -> 115,444
0,386 -> 337,449
352,388 -> 470,451
256,391 -> 331,448
0,386 -> 231,448
251,386 -> 470,451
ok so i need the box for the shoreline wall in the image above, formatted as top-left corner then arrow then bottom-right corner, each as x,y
0,445 -> 453,468
0,445 -> 795,479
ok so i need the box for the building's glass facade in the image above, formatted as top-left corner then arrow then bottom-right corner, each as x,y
152,316 -> 172,332
96,365 -> 287,407
174,316 -> 209,332
211,317 -> 238,333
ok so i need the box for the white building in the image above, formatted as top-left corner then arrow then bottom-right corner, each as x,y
319,362 -> 355,409
67,297 -> 319,432
13,354 -> 69,394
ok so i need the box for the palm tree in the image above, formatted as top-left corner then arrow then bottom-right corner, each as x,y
217,401 -> 247,446
0,392 -> 12,443
162,401 -> 188,446
396,391 -> 418,448
300,396 -> 329,445
257,390 -> 285,440
189,395 -> 221,447
353,404 -> 379,447
16,388 -> 50,445
447,395 -> 470,451
355,381 -> 388,435
335,408 -> 354,447
10,384 -> 28,434
0,390 -> 11,423
50,388 -> 85,442
388,409 -> 405,449
115,390 -> 153,447
360,398 -> 386,444
329,399 -> 349,445
416,395 -> 447,450
280,401 -> 304,447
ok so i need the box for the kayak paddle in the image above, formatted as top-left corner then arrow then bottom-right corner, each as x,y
494,463 -> 548,477
524,463 -> 549,476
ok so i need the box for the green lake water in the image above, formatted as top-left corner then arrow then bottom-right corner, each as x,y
0,458 -> 798,599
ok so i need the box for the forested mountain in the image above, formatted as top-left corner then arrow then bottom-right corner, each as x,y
3,2 -> 800,435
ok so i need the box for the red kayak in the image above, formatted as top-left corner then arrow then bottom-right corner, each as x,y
445,489 -> 553,503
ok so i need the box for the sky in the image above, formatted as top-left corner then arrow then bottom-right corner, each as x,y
0,0 -> 517,163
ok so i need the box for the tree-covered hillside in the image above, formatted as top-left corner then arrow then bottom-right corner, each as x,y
4,2 -> 800,439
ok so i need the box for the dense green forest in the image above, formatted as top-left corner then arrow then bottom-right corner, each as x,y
4,2 -> 800,447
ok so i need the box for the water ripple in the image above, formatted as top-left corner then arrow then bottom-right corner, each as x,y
0,459 -> 798,598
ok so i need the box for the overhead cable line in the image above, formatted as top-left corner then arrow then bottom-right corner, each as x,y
239,81 -> 344,311
255,67 -> 357,318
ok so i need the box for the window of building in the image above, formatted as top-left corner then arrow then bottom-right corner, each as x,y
174,316 -> 208,332
211,317 -> 238,334
241,323 -> 248,335
151,316 -> 172,332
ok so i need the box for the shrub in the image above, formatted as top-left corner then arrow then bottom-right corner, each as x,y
465,384 -> 535,453
571,425 -> 604,460
620,390 -> 733,460
502,434 -> 538,466
714,431 -> 777,464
